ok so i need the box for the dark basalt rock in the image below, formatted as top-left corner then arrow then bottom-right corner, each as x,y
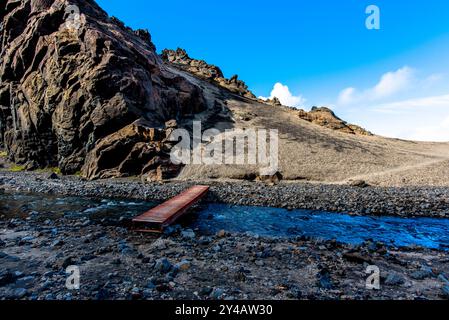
0,0 -> 207,177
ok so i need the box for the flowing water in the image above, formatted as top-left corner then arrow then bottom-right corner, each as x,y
1,191 -> 449,250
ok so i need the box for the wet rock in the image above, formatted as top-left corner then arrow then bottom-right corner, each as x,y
410,269 -> 434,280
61,257 -> 75,269
441,286 -> 449,299
317,269 -> 334,289
10,288 -> 28,299
216,230 -> 227,238
0,270 -> 16,287
15,276 -> 35,289
155,258 -> 172,273
131,287 -> 142,300
47,173 -> 59,180
209,288 -> 225,300
175,260 -> 191,271
385,273 -> 406,286
96,288 -> 111,300
181,229 -> 196,239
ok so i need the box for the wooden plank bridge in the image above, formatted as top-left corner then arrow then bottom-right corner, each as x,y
132,185 -> 210,233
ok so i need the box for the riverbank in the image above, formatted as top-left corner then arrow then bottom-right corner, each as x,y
1,171 -> 449,218
1,206 -> 449,300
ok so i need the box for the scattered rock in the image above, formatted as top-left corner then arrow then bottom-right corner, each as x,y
175,260 -> 191,271
209,288 -> 225,300
181,229 -> 196,239
385,273 -> 406,286
47,173 -> 59,180
349,180 -> 370,188
155,258 -> 172,273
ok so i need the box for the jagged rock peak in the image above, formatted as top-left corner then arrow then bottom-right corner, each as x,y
161,48 -> 256,100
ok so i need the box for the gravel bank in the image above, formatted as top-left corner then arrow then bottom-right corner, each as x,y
1,211 -> 448,300
1,171 -> 449,218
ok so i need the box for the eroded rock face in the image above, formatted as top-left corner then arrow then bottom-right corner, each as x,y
298,107 -> 372,136
81,119 -> 181,180
0,0 -> 206,176
161,48 -> 256,99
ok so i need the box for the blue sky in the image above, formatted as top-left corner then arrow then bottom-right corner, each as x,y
96,0 -> 449,141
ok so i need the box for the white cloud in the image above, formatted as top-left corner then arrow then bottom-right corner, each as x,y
350,94 -> 449,142
259,83 -> 306,108
338,67 -> 415,105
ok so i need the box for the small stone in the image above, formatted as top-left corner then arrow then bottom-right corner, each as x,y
348,180 -> 369,188
181,229 -> 196,239
385,273 -> 406,286
0,270 -> 16,287
61,257 -> 74,269
47,172 -> 59,180
155,258 -> 172,273
15,276 -> 35,289
217,230 -> 227,238
11,288 -> 28,299
175,260 -> 191,271
131,287 -> 142,300
410,269 -> 433,280
441,286 -> 449,299
209,288 -> 225,299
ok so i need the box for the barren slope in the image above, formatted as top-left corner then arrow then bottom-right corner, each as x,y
176,75 -> 449,186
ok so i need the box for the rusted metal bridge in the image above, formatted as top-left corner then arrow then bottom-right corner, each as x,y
132,185 -> 210,233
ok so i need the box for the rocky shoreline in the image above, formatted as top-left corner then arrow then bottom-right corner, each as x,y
1,171 -> 449,219
1,207 -> 449,300
1,171 -> 449,300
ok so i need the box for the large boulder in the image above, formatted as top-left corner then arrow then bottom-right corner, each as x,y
0,0 -> 207,175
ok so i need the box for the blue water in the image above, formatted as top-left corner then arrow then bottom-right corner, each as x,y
193,204 -> 449,250
1,192 -> 449,250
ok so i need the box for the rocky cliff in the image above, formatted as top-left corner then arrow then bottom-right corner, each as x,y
0,0 -> 208,178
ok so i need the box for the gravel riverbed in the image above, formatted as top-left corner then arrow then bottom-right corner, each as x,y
1,171 -> 449,300
1,171 -> 449,218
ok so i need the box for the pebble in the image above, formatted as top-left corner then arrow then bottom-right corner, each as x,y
209,288 -> 225,299
385,273 -> 406,286
175,260 -> 191,271
11,288 -> 28,299
155,258 -> 172,273
181,229 -> 196,239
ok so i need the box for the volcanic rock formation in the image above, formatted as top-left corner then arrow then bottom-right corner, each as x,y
161,48 -> 256,99
0,0 -> 207,178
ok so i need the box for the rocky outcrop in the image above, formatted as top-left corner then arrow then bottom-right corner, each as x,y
298,107 -> 372,136
265,97 -> 282,107
161,48 -> 256,99
81,119 -> 181,181
0,0 -> 207,177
